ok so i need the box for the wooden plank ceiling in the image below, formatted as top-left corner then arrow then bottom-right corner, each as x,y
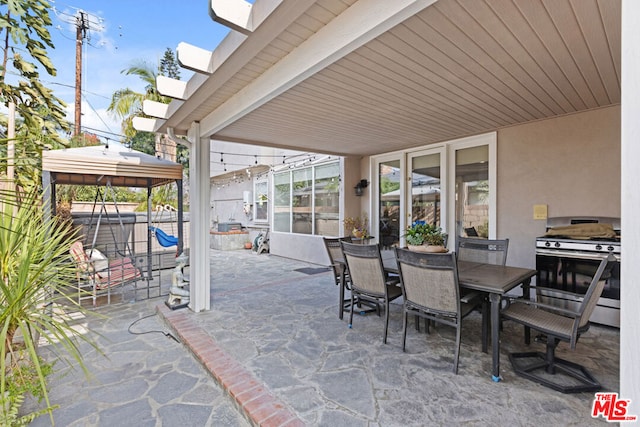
165,0 -> 621,157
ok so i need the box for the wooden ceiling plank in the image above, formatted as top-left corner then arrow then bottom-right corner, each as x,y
198,0 -> 439,137
378,24 -> 535,123
543,0 -> 610,106
571,0 -> 620,104
438,0 -> 567,116
512,0 -> 593,110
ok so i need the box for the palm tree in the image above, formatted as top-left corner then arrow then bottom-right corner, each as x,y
108,54 -> 186,167
108,52 -> 188,208
108,61 -> 168,141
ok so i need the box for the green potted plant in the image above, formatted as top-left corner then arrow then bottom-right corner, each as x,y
404,222 -> 447,252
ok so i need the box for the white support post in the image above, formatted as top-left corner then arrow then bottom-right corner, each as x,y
621,0 -> 640,415
188,122 -> 211,312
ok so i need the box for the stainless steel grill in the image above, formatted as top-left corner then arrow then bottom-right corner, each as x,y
535,216 -> 620,328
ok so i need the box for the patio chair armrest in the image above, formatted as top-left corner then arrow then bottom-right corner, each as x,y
503,296 -> 579,318
529,285 -> 584,300
385,276 -> 400,286
460,291 -> 483,304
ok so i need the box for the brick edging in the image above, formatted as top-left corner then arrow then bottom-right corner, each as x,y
156,303 -> 305,427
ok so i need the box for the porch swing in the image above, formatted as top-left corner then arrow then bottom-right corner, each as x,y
70,178 -> 144,305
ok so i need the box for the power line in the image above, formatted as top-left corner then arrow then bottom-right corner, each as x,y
82,93 -> 115,134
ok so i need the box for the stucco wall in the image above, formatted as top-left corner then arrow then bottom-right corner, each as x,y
497,105 -> 620,270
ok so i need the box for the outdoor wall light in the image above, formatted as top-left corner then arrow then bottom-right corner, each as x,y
354,179 -> 368,196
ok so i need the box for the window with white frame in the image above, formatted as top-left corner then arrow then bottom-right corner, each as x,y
253,179 -> 268,222
273,161 -> 340,235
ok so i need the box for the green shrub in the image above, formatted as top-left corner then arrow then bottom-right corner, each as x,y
0,188 -> 99,424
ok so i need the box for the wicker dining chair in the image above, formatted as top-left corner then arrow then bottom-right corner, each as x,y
394,248 -> 478,374
456,237 -> 510,351
456,237 -> 509,266
340,242 -> 402,344
323,236 -> 354,319
501,254 -> 615,393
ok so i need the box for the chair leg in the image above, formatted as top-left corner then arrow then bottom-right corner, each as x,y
383,299 -> 390,344
402,310 -> 408,352
453,322 -> 461,375
348,292 -> 355,328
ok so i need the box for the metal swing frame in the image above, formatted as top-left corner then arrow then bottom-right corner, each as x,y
77,178 -> 147,305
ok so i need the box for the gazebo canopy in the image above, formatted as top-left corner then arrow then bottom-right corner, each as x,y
42,145 -> 183,188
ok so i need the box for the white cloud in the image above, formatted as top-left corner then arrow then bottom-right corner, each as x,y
63,102 -> 123,142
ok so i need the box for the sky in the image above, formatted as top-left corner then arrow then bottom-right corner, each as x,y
45,0 -> 233,143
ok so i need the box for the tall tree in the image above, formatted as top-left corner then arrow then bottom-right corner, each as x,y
159,47 -> 180,79
107,60 -> 167,141
108,50 -> 188,174
0,0 -> 69,140
0,0 -> 71,191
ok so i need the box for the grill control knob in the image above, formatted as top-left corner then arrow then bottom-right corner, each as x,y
596,244 -> 603,251
607,246 -> 615,252
554,242 -> 561,248
545,242 -> 551,247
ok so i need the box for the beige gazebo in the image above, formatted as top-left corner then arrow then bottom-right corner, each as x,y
42,145 -> 185,302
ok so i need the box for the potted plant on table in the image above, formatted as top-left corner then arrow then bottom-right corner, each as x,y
405,222 -> 448,253
343,214 -> 370,240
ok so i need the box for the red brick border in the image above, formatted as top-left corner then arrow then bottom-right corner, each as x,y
156,303 -> 305,427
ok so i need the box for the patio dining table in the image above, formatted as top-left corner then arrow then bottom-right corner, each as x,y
381,250 -> 537,382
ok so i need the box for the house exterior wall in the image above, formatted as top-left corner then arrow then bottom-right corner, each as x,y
497,105 -> 620,270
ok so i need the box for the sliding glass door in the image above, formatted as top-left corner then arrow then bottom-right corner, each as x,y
408,148 -> 445,231
373,132 -> 496,249
447,134 -> 496,247
377,157 -> 402,249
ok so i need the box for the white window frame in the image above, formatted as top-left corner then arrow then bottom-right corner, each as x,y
446,132 -> 497,239
253,178 -> 269,223
371,132 -> 497,247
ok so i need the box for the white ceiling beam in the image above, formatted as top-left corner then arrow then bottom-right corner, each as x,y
133,116 -> 164,133
198,0 -> 438,138
142,100 -> 170,119
158,0 -> 315,134
157,75 -> 189,100
209,0 -> 254,35
176,42 -> 215,74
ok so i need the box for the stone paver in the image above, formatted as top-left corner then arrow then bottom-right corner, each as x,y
22,249 -> 619,426
22,300 -> 250,427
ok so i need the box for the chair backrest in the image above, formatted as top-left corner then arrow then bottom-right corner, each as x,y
70,240 -> 94,273
340,242 -> 386,297
394,248 -> 460,316
322,237 -> 351,266
70,241 -> 88,263
576,254 -> 616,330
456,237 -> 509,266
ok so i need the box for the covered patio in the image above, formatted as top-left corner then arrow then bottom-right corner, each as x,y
132,0 -> 639,411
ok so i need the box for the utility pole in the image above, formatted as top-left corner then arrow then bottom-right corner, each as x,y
74,11 -> 88,137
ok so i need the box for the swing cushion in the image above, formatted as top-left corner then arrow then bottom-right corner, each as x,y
85,248 -> 108,272
94,258 -> 141,289
70,241 -> 142,290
